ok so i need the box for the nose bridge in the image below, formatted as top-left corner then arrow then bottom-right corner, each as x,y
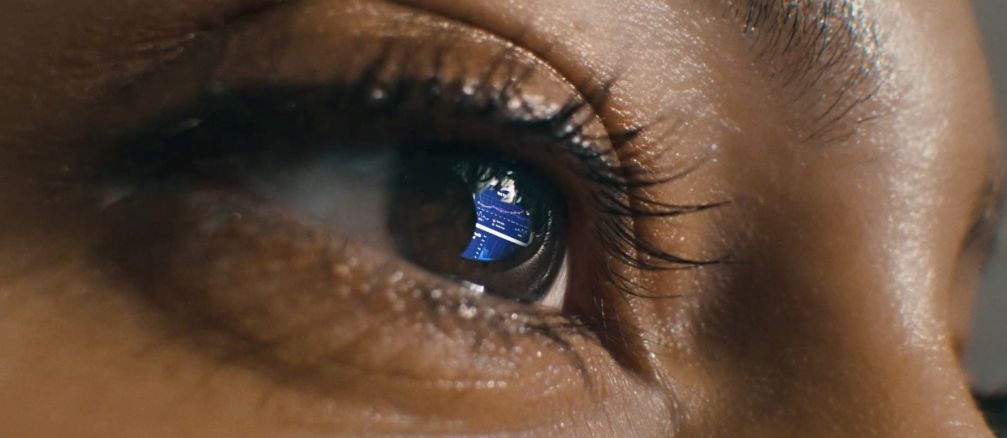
831,334 -> 991,436
706,312 -> 994,437
681,256 -> 994,437
788,274 -> 990,435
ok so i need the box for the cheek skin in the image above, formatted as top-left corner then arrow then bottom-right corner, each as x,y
0,242 -> 662,437
0,248 -> 305,438
0,266 -> 444,438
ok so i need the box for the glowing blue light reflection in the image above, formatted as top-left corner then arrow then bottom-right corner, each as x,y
460,176 -> 532,262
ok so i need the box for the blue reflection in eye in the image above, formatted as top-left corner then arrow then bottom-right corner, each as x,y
461,175 -> 533,262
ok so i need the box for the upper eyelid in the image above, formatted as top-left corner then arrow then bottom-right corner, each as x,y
98,42 -> 618,183
73,1 -> 628,210
95,3 -> 722,300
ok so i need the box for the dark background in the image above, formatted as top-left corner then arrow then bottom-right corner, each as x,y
967,0 -> 1007,394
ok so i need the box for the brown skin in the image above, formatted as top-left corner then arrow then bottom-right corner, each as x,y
0,0 -> 1000,436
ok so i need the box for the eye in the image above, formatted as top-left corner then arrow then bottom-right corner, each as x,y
242,144 -> 568,306
93,34 -> 597,313
81,5 -> 669,429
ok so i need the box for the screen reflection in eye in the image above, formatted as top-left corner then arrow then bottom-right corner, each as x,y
389,150 -> 566,303
462,173 -> 535,262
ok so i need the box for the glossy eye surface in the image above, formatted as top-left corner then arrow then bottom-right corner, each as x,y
97,82 -> 574,307
109,142 -> 569,307
205,142 -> 569,305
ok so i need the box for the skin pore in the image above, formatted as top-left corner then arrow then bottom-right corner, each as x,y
0,0 -> 1001,436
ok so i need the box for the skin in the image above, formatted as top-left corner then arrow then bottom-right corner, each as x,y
0,0 -> 1001,436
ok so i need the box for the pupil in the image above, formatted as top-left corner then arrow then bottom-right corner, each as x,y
460,173 -> 534,262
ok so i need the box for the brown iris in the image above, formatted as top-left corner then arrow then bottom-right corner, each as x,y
388,147 -> 566,303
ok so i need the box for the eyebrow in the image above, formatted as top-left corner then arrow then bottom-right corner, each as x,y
728,0 -> 885,141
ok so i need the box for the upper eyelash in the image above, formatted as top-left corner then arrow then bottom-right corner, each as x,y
350,40 -> 728,297
101,39 -> 727,303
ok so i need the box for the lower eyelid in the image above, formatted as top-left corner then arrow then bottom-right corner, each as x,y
86,185 -> 646,429
92,185 -> 596,391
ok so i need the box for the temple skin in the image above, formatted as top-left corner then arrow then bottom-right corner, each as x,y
0,0 -> 1001,436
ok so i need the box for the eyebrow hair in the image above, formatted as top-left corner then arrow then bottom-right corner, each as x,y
728,0 -> 886,142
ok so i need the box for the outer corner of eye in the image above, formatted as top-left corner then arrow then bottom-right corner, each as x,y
537,254 -> 570,309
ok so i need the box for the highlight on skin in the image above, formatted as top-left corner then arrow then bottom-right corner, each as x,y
0,0 -> 1002,436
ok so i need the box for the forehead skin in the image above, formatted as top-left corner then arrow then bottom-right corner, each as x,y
0,0 -> 999,437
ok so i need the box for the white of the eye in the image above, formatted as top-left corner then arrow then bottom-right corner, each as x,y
539,253 -> 569,309
260,152 -> 569,309
262,149 -> 397,252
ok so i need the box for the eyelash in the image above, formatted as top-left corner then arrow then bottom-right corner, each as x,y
98,40 -> 722,344
336,43 -> 727,295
